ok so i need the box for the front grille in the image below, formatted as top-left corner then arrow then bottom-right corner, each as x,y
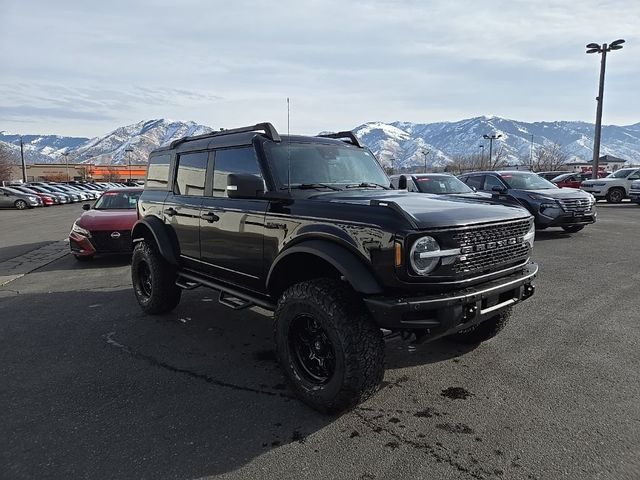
90,230 -> 132,253
557,197 -> 594,213
451,219 -> 531,274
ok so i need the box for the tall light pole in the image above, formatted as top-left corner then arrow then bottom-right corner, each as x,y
482,134 -> 502,167
124,146 -> 134,183
62,152 -> 70,182
529,134 -> 534,170
19,136 -> 27,182
586,39 -> 624,179
421,149 -> 430,173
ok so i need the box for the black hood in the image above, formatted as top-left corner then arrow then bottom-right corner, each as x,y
309,190 -> 531,229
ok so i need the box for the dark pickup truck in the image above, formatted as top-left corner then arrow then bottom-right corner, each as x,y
131,123 -> 538,413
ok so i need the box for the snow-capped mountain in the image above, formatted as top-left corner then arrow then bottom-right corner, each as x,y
0,119 -> 212,165
354,117 -> 640,169
2,116 -> 639,168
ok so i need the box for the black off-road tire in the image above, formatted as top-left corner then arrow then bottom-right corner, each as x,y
449,307 -> 513,345
562,225 -> 585,233
606,188 -> 625,204
14,200 -> 28,210
131,241 -> 181,314
274,279 -> 385,414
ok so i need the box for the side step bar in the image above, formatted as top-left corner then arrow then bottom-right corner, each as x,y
175,271 -> 276,311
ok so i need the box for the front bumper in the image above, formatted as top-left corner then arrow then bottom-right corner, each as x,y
536,210 -> 596,228
69,232 -> 97,256
364,263 -> 538,339
629,192 -> 640,204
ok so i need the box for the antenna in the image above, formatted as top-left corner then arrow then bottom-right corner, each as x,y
287,97 -> 291,194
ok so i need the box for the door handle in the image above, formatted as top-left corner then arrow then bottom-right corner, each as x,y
164,207 -> 177,216
201,211 -> 220,223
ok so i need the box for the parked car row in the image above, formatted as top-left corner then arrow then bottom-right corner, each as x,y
0,181 -> 131,209
392,170 -> 596,234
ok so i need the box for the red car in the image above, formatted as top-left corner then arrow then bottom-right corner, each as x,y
69,188 -> 143,261
552,172 -> 593,189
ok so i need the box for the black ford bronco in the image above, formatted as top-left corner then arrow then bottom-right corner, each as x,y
131,122 -> 538,413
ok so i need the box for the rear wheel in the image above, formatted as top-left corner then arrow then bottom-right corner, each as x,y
14,200 -> 28,210
274,279 -> 384,414
449,307 -> 512,345
131,241 -> 181,314
606,188 -> 625,204
562,225 -> 585,233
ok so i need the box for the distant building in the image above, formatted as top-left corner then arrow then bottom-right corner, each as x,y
565,155 -> 627,173
8,163 -> 148,182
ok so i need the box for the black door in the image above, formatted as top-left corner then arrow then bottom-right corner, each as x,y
165,151 -> 209,264
199,146 -> 268,291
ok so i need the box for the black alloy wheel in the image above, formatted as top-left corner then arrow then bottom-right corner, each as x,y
288,314 -> 336,385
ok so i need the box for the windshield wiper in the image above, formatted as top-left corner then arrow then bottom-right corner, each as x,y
281,183 -> 342,191
345,182 -> 390,190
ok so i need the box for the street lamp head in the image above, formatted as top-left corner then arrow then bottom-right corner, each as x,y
586,43 -> 600,49
497,134 -> 502,139
586,48 -> 601,54
610,39 -> 625,48
483,134 -> 490,139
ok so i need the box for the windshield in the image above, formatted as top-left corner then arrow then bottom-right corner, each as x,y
609,169 -> 635,178
93,191 -> 141,209
266,142 -> 389,189
501,172 -> 557,190
415,175 -> 474,194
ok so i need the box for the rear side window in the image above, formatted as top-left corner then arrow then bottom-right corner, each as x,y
175,152 -> 208,196
212,147 -> 262,197
465,175 -> 484,190
146,154 -> 171,189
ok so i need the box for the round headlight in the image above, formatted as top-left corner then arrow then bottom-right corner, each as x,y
410,236 -> 441,275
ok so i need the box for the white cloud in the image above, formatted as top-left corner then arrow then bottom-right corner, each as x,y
0,0 -> 638,136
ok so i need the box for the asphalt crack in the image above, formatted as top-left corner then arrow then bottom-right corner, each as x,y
104,331 -> 293,399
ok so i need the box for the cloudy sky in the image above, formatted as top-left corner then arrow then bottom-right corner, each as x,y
1,0 -> 639,137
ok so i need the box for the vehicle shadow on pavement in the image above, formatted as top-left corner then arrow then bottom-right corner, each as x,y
0,241 -> 52,264
384,336 -> 478,370
533,230 -> 573,241
2,286 -> 333,479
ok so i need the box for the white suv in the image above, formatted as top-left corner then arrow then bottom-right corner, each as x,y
581,168 -> 640,203
629,180 -> 640,205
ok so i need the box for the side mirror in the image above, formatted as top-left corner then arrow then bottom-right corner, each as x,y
492,185 -> 507,194
227,173 -> 265,199
82,203 -> 91,210
398,175 -> 408,190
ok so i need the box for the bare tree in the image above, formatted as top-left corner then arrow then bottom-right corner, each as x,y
532,143 -> 569,172
0,143 -> 17,182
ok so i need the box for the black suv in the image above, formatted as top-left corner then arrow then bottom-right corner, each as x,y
131,123 -> 538,413
458,171 -> 596,233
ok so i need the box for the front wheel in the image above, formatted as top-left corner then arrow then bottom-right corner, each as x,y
14,200 -> 28,210
449,307 -> 512,345
606,188 -> 624,204
131,241 -> 181,314
274,279 -> 384,414
562,225 -> 585,233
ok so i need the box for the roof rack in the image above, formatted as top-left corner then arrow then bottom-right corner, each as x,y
169,122 -> 281,148
317,131 -> 362,148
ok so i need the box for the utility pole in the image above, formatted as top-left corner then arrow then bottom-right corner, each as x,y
125,146 -> 134,183
421,150 -> 430,173
63,152 -> 70,182
586,39 -> 624,179
529,134 -> 534,170
20,136 -> 26,182
483,134 -> 502,167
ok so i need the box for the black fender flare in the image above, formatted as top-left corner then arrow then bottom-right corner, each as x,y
266,240 -> 383,295
131,216 -> 179,266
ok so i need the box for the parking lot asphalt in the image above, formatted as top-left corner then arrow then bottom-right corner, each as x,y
1,203 -> 639,480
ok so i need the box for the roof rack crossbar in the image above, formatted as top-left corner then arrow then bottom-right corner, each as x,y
317,131 -> 362,148
169,122 -> 281,148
